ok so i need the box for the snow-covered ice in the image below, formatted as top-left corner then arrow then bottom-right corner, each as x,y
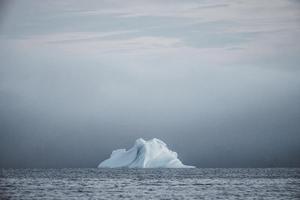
98,138 -> 194,168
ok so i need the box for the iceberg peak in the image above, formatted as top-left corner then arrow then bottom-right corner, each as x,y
98,138 -> 194,168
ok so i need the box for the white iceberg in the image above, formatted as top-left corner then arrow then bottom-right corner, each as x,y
98,138 -> 194,168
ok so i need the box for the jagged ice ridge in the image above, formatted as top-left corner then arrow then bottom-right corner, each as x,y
98,138 -> 194,168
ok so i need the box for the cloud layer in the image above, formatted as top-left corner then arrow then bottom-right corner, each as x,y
0,0 -> 300,167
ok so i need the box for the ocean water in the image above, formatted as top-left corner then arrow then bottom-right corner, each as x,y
0,168 -> 299,199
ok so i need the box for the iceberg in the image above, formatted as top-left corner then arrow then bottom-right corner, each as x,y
98,138 -> 194,168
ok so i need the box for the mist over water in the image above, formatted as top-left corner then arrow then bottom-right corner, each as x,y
1,61 -> 299,168
1,0 -> 300,168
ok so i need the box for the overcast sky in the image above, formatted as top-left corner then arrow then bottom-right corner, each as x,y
0,0 -> 300,168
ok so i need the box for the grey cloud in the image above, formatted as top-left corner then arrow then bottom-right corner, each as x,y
0,0 -> 300,168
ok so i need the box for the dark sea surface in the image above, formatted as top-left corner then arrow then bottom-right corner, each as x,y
0,168 -> 299,199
